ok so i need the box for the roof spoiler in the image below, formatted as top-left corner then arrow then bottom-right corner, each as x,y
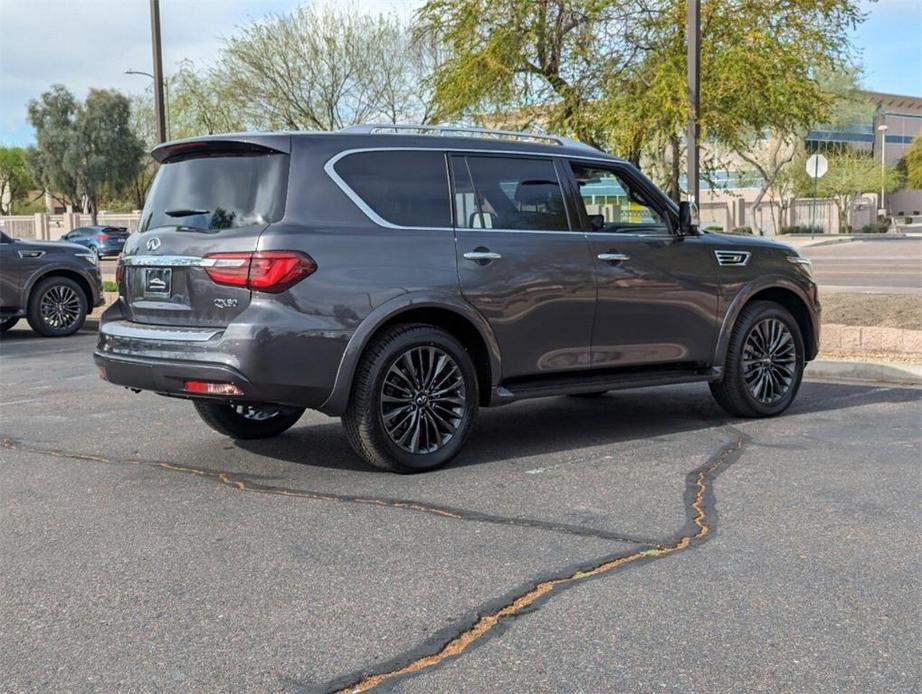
151,134 -> 291,163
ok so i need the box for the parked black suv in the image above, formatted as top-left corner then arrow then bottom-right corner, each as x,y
95,126 -> 820,472
1,230 -> 104,336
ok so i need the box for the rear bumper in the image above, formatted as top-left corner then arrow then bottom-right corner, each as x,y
95,300 -> 353,408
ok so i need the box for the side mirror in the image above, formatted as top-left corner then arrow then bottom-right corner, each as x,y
677,201 -> 697,236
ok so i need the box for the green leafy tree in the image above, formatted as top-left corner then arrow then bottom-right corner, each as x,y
797,151 -> 901,231
901,135 -> 922,189
418,0 -> 864,201
27,85 -> 144,223
0,147 -> 35,215
26,85 -> 82,210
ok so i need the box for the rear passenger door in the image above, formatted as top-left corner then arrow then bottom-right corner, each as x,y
450,154 -> 596,380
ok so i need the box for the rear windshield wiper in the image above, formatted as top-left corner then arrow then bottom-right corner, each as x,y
164,208 -> 210,217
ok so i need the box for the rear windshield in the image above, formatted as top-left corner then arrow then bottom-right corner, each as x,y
140,152 -> 288,232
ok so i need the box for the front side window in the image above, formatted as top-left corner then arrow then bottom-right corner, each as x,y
141,152 -> 288,232
571,163 -> 668,234
334,151 -> 450,228
454,155 -> 569,231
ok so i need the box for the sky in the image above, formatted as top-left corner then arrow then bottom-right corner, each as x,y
0,0 -> 920,147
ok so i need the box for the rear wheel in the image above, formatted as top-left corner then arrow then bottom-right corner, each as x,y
710,301 -> 804,418
0,317 -> 19,332
26,276 -> 88,337
342,324 -> 478,473
193,402 -> 304,439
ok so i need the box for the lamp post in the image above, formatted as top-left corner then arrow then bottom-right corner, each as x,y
686,0 -> 700,211
877,123 -> 889,217
125,69 -> 169,140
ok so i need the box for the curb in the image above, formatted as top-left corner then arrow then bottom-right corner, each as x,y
806,359 -> 922,386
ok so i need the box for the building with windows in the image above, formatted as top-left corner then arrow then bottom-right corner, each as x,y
697,90 -> 922,234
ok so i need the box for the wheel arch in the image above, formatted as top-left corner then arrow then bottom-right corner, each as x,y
715,278 -> 819,367
26,269 -> 94,310
318,293 -> 501,416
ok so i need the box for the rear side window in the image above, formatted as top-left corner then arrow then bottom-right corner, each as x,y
140,152 -> 288,232
454,155 -> 569,231
333,151 -> 450,228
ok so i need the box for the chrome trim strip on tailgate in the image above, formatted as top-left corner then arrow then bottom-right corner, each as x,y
121,255 -> 247,268
100,319 -> 222,342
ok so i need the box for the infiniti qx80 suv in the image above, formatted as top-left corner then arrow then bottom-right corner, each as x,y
95,125 -> 820,472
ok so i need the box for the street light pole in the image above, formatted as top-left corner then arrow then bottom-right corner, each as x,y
149,0 -> 167,144
877,123 -> 888,217
686,0 -> 700,211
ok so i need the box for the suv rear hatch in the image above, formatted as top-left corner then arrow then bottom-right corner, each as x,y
121,137 -> 291,327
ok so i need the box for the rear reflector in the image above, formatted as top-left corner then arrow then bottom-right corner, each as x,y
183,380 -> 244,396
97,366 -> 107,381
203,251 -> 316,293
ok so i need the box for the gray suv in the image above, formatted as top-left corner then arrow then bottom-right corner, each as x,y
95,126 -> 820,472
1,230 -> 104,336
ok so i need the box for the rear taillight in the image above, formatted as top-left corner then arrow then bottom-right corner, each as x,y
203,251 -> 316,293
97,233 -> 109,241
115,259 -> 124,283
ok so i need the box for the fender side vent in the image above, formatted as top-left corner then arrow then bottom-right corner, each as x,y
714,250 -> 751,266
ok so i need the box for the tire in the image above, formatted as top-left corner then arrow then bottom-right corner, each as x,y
342,324 -> 479,473
0,317 -> 19,332
710,301 -> 805,418
193,401 -> 304,439
26,276 -> 88,337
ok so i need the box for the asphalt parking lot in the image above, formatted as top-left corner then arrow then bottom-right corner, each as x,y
1,325 -> 920,692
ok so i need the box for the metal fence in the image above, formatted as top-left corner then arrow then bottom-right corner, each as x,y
0,212 -> 142,240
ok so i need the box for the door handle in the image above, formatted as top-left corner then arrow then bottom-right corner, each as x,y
463,249 -> 502,262
597,252 -> 629,263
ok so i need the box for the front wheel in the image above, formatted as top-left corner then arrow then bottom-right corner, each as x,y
710,301 -> 804,418
342,324 -> 479,473
193,402 -> 304,439
27,276 -> 88,337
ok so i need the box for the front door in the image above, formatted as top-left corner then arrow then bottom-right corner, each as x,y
567,161 -> 719,369
451,154 -> 596,380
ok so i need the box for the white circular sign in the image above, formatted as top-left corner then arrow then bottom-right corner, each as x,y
805,153 -> 828,179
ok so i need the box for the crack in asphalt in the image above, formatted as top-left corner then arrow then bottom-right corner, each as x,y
0,437 -> 654,545
325,428 -> 749,693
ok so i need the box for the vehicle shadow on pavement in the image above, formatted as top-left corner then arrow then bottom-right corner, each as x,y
235,381 -> 921,472
0,321 -> 99,343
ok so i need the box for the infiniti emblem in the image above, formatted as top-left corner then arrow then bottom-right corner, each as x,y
145,237 -> 162,251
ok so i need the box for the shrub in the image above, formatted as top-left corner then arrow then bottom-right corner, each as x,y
858,222 -> 888,233
780,225 -> 825,235
704,224 -> 724,232
730,226 -> 753,234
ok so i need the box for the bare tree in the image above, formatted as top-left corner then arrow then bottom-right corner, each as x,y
213,4 -> 436,131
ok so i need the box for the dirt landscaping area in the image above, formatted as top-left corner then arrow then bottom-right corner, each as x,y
819,292 -> 922,331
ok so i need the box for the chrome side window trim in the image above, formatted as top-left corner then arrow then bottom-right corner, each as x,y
324,146 -> 623,233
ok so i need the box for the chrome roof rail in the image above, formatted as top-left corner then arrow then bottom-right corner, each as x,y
339,123 -> 598,151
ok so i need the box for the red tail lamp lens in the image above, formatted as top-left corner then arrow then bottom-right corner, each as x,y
203,251 -> 316,293
183,380 -> 244,396
115,260 -> 124,283
97,233 -> 109,241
